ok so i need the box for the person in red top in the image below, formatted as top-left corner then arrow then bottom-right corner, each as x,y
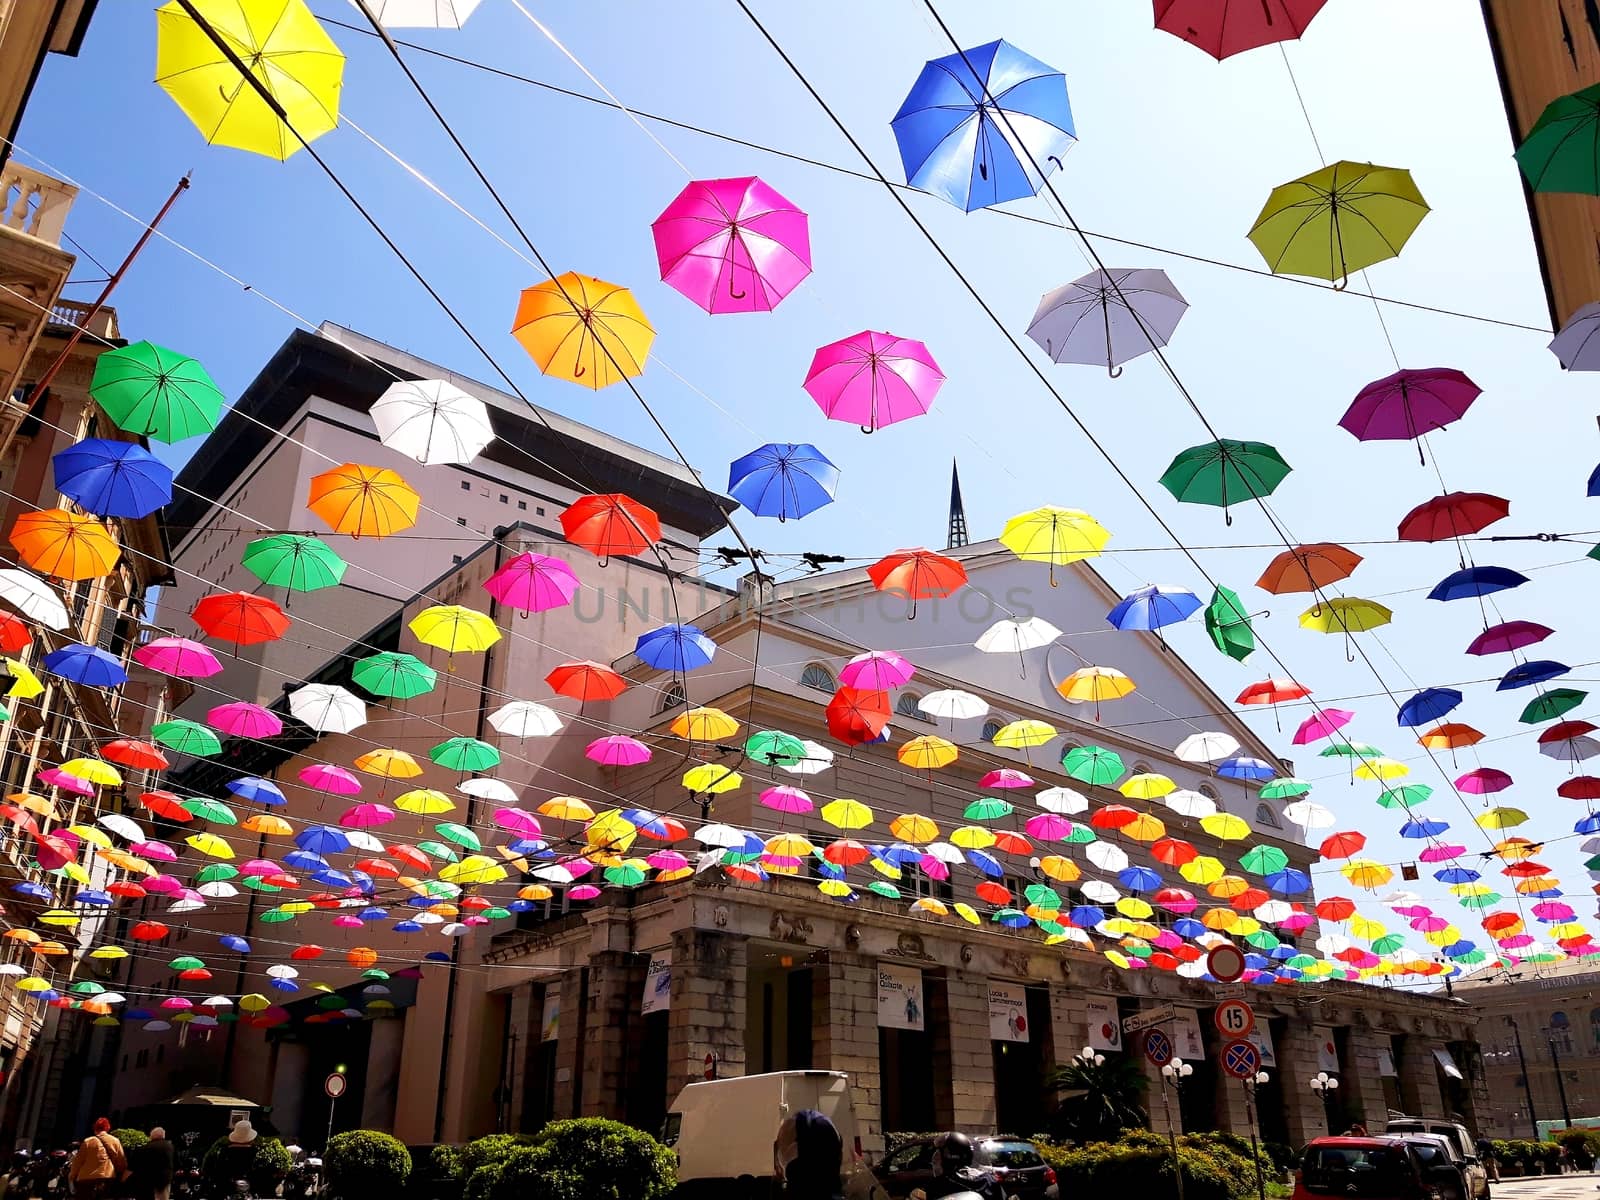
68,1119 -> 125,1200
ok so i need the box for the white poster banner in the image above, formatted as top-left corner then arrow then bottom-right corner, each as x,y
540,987 -> 560,1043
1315,1026 -> 1340,1072
641,950 -> 672,1015
988,980 -> 1029,1043
877,962 -> 925,1031
1378,1046 -> 1397,1077
1249,1022 -> 1277,1069
1173,1008 -> 1206,1061
1085,997 -> 1122,1052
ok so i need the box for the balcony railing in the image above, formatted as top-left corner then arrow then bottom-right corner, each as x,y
48,299 -> 118,339
1,161 -> 77,247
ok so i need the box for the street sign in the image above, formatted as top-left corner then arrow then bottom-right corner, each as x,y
1122,1003 -> 1176,1033
1214,984 -> 1246,1000
1214,999 -> 1256,1039
324,1073 -> 346,1100
1221,1038 -> 1261,1080
1143,1029 -> 1173,1067
1208,943 -> 1246,983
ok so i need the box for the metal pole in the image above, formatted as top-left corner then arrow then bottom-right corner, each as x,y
1243,1082 -> 1266,1200
325,1094 -> 336,1152
1508,1018 -> 1540,1132
1161,1082 -> 1186,1200
1547,1033 -> 1574,1129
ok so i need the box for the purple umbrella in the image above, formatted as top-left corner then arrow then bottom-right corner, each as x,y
1467,620 -> 1554,656
1550,302 -> 1600,371
838,649 -> 914,690
1338,367 -> 1481,462
652,177 -> 812,314
1456,767 -> 1512,794
804,330 -> 944,433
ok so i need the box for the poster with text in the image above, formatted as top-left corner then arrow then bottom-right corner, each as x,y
1085,997 -> 1122,1052
1249,1023 -> 1277,1069
540,987 -> 560,1043
641,950 -> 672,1016
877,962 -> 925,1031
987,980 -> 1028,1042
1173,1008 -> 1206,1060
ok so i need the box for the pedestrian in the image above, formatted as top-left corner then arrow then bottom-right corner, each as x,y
774,1109 -> 843,1200
1475,1137 -> 1499,1182
67,1120 -> 124,1200
1345,1123 -> 1368,1137
128,1130 -> 172,1200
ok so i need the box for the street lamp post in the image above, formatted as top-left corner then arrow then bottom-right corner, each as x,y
1544,1028 -> 1574,1130
1242,1071 -> 1270,1200
1309,1072 -> 1340,1133
1505,1017 -> 1540,1135
1161,1056 -> 1194,1200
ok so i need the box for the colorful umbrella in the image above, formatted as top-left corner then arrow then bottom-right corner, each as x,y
1515,84 -> 1600,194
651,176 -> 812,313
1397,492 -> 1509,542
511,272 -> 653,389
1159,439 -> 1292,521
728,443 -> 838,521
151,719 -> 222,757
10,510 -> 119,581
867,549 -> 966,615
838,650 -> 915,691
560,494 -> 661,560
351,652 -> 437,700
241,534 -> 346,593
1524,690 -> 1587,724
483,552 -> 579,615
898,736 -> 958,772
1248,161 -> 1430,285
1107,584 -> 1200,631
670,707 -> 740,742
1061,745 -> 1124,787
1397,687 -> 1463,728
545,660 -> 627,703
287,684 -> 366,735
1204,585 -> 1255,662
586,736 -> 652,768
410,605 -> 500,655
207,702 -> 281,739
999,507 -> 1108,589
1427,566 -> 1527,602
1468,620 -> 1553,656
89,340 -> 225,442
1153,0 -> 1327,59
132,636 -> 221,679
1549,301 -> 1600,370
1256,543 -> 1361,594
307,463 -> 420,538
804,330 -> 943,433
0,571 -> 67,630
825,688 -> 891,746
51,439 -> 172,519
190,592 -> 289,644
1339,368 -> 1480,460
1498,660 -> 1569,691
429,738 -> 500,773
370,379 -> 493,466
635,624 -> 716,672
1057,666 -> 1136,717
1293,709 -> 1352,745
360,1 -> 481,27
1298,598 -> 1392,635
1026,268 -> 1188,376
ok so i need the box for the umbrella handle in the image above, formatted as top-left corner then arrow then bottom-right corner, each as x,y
729,279 -> 746,300
1332,275 -> 1349,292
859,424 -> 875,435
1048,155 -> 1064,172
1107,364 -> 1123,379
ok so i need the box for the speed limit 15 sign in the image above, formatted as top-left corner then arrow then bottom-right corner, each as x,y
1214,999 -> 1255,1038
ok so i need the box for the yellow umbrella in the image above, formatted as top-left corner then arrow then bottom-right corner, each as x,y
953,902 -> 981,926
89,946 -> 128,961
241,813 -> 293,835
1126,921 -> 1161,941
37,911 -> 78,928
869,858 -> 902,880
898,735 -> 958,771
585,809 -> 637,855
65,825 -> 112,849
16,978 -> 53,993
818,879 -> 853,898
1353,757 -> 1409,782
949,825 -> 996,849
1200,813 -> 1250,841
1449,881 -> 1492,898
1120,773 -> 1175,800
355,748 -> 422,779
1116,896 -> 1154,919
1298,598 -> 1393,635
820,799 -> 874,830
409,604 -> 500,655
4,658 -> 41,700
999,506 -> 1109,584
1039,855 -> 1081,882
911,897 -> 948,917
889,813 -> 939,843
154,0 -> 344,161
511,273 -> 655,390
1341,858 -> 1394,889
1232,917 -> 1262,937
438,855 -> 507,886
1121,812 -> 1167,842
1248,161 -> 1429,286
682,764 -> 742,794
58,758 -> 121,787
991,719 -> 1057,749
394,788 -> 454,815
765,834 -> 814,858
670,707 -> 740,742
1478,806 -> 1529,830
1201,908 -> 1238,931
1104,950 -> 1132,970
1101,917 -> 1136,936
1348,914 -> 1387,939
1424,926 -> 1462,947
56,863 -> 88,886
1516,875 -> 1561,894
539,796 -> 594,821
9,792 -> 57,820
1179,855 -> 1225,885
1025,903 -> 1060,922
185,832 -> 233,860
1056,667 -> 1136,712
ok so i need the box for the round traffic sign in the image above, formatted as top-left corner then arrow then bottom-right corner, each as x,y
1207,943 -> 1246,983
1221,1039 -> 1261,1080
1143,1028 -> 1173,1067
1214,999 -> 1255,1038
324,1073 -> 346,1099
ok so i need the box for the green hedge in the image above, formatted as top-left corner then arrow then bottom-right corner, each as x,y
112,1130 -> 149,1155
325,1130 -> 411,1198
200,1134 -> 292,1182
488,1120 -> 674,1200
1039,1130 -> 1270,1200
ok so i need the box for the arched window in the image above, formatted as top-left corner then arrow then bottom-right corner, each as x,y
656,682 -> 686,714
800,664 -> 836,693
981,718 -> 1005,742
1198,784 -> 1220,800
1132,761 -> 1153,777
1255,802 -> 1282,829
896,693 -> 932,722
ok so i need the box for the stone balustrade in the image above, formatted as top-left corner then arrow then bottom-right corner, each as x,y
1,161 -> 77,246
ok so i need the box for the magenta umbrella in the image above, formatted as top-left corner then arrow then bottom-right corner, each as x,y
339,803 -> 396,829
132,840 -> 178,863
1292,707 -> 1353,745
1338,368 -> 1481,462
37,767 -> 94,796
647,849 -> 689,872
1456,766 -> 1512,794
759,785 -> 813,814
1467,620 -> 1554,656
299,764 -> 361,795
804,330 -> 944,433
1533,901 -> 1575,919
585,735 -> 652,767
1418,842 -> 1466,862
652,176 -> 812,314
979,768 -> 1034,789
492,807 -> 543,838
483,552 -> 580,615
919,855 -> 949,881
838,649 -> 914,689
134,636 -> 223,678
144,874 -> 183,894
207,702 -> 283,739
239,858 -> 280,877
1024,812 -> 1074,839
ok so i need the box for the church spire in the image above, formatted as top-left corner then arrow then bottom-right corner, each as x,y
947,459 -> 969,549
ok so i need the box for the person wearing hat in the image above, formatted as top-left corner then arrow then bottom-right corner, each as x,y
67,1120 -> 125,1200
207,1121 -> 261,1196
774,1110 -> 843,1200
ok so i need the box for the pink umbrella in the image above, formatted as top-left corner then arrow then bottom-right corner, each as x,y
1409,914 -> 1450,933
646,849 -> 688,872
463,915 -> 491,927
1278,910 -> 1316,932
1418,843 -> 1466,862
1498,933 -> 1535,949
568,884 -> 601,901
161,996 -> 193,1010
759,785 -> 813,814
1338,368 -> 1481,461
652,176 -> 812,314
1292,708 -> 1353,745
492,807 -> 543,837
1573,943 -> 1600,956
1024,812 -> 1074,840
144,874 -> 183,893
1533,901 -> 1575,919
1390,904 -> 1431,919
207,702 -> 282,739
134,636 -> 223,678
918,856 -> 950,881
37,767 -> 94,796
1152,929 -> 1183,949
333,914 -> 363,928
299,764 -> 361,795
1467,620 -> 1554,656
240,859 -> 279,877
132,841 -> 178,863
483,552 -> 580,615
838,649 -> 915,690
979,768 -> 1034,789
804,330 -> 944,433
339,804 -> 395,829
1456,767 -> 1512,794
585,735 -> 652,767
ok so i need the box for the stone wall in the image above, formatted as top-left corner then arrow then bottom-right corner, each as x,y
665,929 -> 747,1102
812,950 -> 883,1153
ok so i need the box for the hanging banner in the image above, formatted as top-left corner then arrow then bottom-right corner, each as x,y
1085,997 -> 1122,1052
1378,1046 -> 1397,1077
540,987 -> 560,1043
988,981 -> 1028,1042
1249,1022 -> 1277,1069
1173,1008 -> 1206,1061
877,962 -> 925,1031
1315,1026 -> 1339,1072
641,950 -> 672,1016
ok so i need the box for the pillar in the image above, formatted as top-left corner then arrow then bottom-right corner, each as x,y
581,950 -> 645,1119
1214,1072 -> 1254,1136
1399,1039 -> 1445,1118
361,1017 -> 405,1133
929,972 -> 995,1132
665,930 -> 747,1103
812,951 -> 881,1155
270,1040 -> 311,1146
1346,1028 -> 1393,1128
505,984 -> 533,1132
551,968 -> 588,1119
1275,1022 -> 1328,1143
1048,986 -> 1090,1072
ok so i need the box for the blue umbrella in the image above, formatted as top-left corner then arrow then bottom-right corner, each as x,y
1577,814 -> 1600,835
1265,867 -> 1312,894
51,438 -> 173,519
506,901 -> 533,914
1442,940 -> 1477,957
42,644 -> 125,688
219,935 -> 250,953
1433,866 -> 1479,884
1427,565 -> 1529,601
310,870 -> 352,889
1244,953 -> 1271,970
1217,755 -> 1275,781
728,443 -> 839,521
227,776 -> 286,807
1117,865 -> 1162,891
284,850 -> 329,872
1588,462 -> 1600,497
1498,660 -> 1570,690
964,848 -> 1004,876
269,979 -> 299,993
294,826 -> 349,856
1396,687 -> 1462,728
993,908 -> 1031,928
1067,904 -> 1106,927
635,624 -> 716,672
1172,917 -> 1206,938
1269,944 -> 1297,960
1106,584 -> 1202,631
1522,883 -> 1563,898
424,951 -> 452,963
891,39 -> 1076,212
74,889 -> 111,906
878,842 -> 922,866
359,905 -> 386,920
1399,817 -> 1449,838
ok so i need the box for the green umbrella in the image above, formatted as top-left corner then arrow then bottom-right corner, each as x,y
169,956 -> 205,971
1244,929 -> 1280,950
258,907 -> 297,923
432,824 -> 480,851
1037,920 -> 1068,937
480,906 -> 511,920
362,968 -> 390,980
89,341 -> 226,444
963,797 -> 1013,821
181,797 -> 237,825
429,737 -> 501,773
1062,824 -> 1098,845
1587,855 -> 1600,871
867,881 -> 900,900
745,729 -> 806,765
194,864 -> 238,883
1024,883 -> 1062,909
351,651 -> 437,700
70,980 -> 106,995
1259,777 -> 1310,799
1590,544 -> 1600,564
1515,84 -> 1600,194
152,719 -> 222,757
418,879 -> 459,899
1286,953 -> 1317,969
241,876 -> 282,893
1370,934 -> 1407,955
1376,784 -> 1432,809
604,863 -> 647,887
1159,439 -> 1292,521
1061,745 -> 1125,787
1457,892 -> 1501,910
1319,741 -> 1383,759
1239,844 -> 1289,876
992,906 -> 1028,924
1521,688 -> 1587,724
1204,585 -> 1255,662
1122,942 -> 1153,959
316,994 -> 347,1010
241,534 -> 347,592
1451,948 -> 1488,965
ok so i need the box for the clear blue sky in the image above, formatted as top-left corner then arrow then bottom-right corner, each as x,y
15,1 -> 1595,967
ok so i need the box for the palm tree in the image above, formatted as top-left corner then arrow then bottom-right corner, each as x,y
1045,1050 -> 1149,1144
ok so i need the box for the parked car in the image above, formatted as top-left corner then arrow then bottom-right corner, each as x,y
1293,1137 -> 1441,1200
872,1136 -> 1057,1200
1388,1133 -> 1471,1200
1383,1119 -> 1489,1200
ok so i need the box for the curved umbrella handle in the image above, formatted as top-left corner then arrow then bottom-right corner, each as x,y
1107,364 -> 1123,379
1048,155 -> 1064,171
729,277 -> 746,300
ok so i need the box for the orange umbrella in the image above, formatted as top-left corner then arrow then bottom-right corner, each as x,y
866,548 -> 967,615
511,272 -> 654,390
10,509 -> 119,580
1417,722 -> 1483,752
560,495 -> 661,560
1255,542 -> 1362,594
307,464 -> 419,538
546,660 -> 627,703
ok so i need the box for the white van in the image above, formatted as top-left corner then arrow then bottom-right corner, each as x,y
664,1070 -> 883,1200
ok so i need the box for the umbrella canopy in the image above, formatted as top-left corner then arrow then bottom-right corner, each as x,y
0,570 -> 67,630
361,1 -> 481,27
545,660 -> 627,703
999,506 -> 1108,586
1524,690 -> 1587,724
1515,84 -> 1600,194
241,534 -> 346,593
1061,745 -> 1124,787
307,463 -> 419,538
1293,709 -> 1352,745
1026,268 -> 1188,375
51,439 -> 172,519
1427,566 -> 1528,602
1256,543 -> 1362,594
10,510 -> 119,581
207,702 -> 281,739
728,444 -> 838,521
1298,598 -> 1392,635
1107,584 -> 1200,631
1396,688 -> 1463,728
891,38 -> 1075,211
370,379 -> 493,466
430,738 -> 500,773
1248,161 -> 1430,284
488,701 -> 562,739
410,605 -> 500,655
839,650 -> 915,691
670,707 -> 740,742
652,176 -> 812,313
804,330 -> 943,433
1499,660 -> 1570,691
635,624 -> 716,672
1550,301 -> 1600,370
287,684 -> 366,734
1398,492 -> 1510,542
191,592 -> 289,644
560,494 -> 661,559
1468,620 -> 1553,656
351,652 -> 437,700
89,341 -> 225,443
43,645 -> 125,689
483,553 -> 579,615
1153,0 -> 1327,59
1204,585 -> 1255,662
867,549 -> 967,607
1159,439 -> 1292,519
1339,368 -> 1480,454
511,272 -> 654,389
133,637 -> 222,679
1058,667 -> 1136,710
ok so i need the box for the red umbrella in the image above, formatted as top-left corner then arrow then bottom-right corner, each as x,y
0,612 -> 29,654
1235,678 -> 1311,706
992,831 -> 1033,856
1315,896 -> 1356,921
388,844 -> 433,873
1151,836 -> 1197,867
108,881 -> 147,899
823,839 -> 871,867
290,945 -> 325,960
130,920 -> 169,941
1503,861 -> 1551,878
1230,887 -> 1271,911
139,791 -> 192,822
866,548 -> 967,616
1540,720 -> 1599,744
825,687 -> 891,746
1153,0 -> 1328,61
1089,805 -> 1138,830
1318,831 -> 1366,859
545,660 -> 627,703
1255,543 -> 1362,594
1397,492 -> 1510,542
101,740 -> 169,771
975,881 -> 1012,905
192,591 -> 290,645
1559,776 -> 1600,800
559,494 -> 661,561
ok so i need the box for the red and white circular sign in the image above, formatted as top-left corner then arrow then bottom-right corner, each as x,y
1207,943 -> 1246,983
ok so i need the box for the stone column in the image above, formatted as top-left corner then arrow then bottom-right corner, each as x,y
1399,1039 -> 1445,1117
1214,1071 -> 1254,1136
1048,986 -> 1090,1071
270,1040 -> 311,1147
812,951 -> 881,1155
928,972 -> 995,1132
551,968 -> 588,1119
1346,1027 -> 1393,1128
665,930 -> 747,1103
505,984 -> 533,1132
581,950 -> 645,1120
1275,1021 -> 1328,1143
360,1016 -> 405,1133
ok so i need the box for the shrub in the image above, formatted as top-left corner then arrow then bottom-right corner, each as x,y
463,1162 -> 502,1200
112,1130 -> 148,1154
427,1145 -> 465,1182
458,1134 -> 527,1177
1038,1132 -> 1268,1200
325,1130 -> 412,1199
488,1119 -> 675,1200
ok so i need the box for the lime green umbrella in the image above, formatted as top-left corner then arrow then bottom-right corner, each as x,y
242,877 -> 283,893
1061,745 -> 1124,787
1521,688 -> 1586,724
362,968 -> 390,980
1259,777 -> 1310,799
745,729 -> 806,765
1515,85 -> 1600,194
604,863 -> 647,887
1377,784 -> 1432,809
1247,161 -> 1429,284
195,864 -> 238,883
963,797 -> 1013,821
70,980 -> 106,995
169,955 -> 205,970
1286,953 -> 1317,970
1239,844 -> 1289,875
1457,892 -> 1501,910
1370,933 -> 1407,954
152,719 -> 222,757
351,651 -> 437,699
430,737 -> 501,773
1159,440 -> 1291,521
867,881 -> 900,900
1244,929 -> 1280,950
89,341 -> 226,443
1204,584 -> 1255,661
181,797 -> 237,825
1024,883 -> 1062,909
433,824 -> 480,851
241,534 -> 347,592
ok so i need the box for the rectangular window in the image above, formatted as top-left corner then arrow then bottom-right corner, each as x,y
517,500 -> 527,511
460,480 -> 470,491
456,517 -> 467,526
499,494 -> 508,504
536,506 -> 545,516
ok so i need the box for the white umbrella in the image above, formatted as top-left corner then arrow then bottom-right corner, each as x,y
1161,789 -> 1216,818
98,993 -> 127,1005
413,911 -> 446,925
1542,736 -> 1600,763
197,882 -> 238,898
694,848 -> 726,874
489,700 -> 562,738
0,569 -> 68,630
1036,786 -> 1088,814
923,841 -> 964,864
1026,268 -> 1189,375
1315,933 -> 1351,955
1550,301 -> 1600,370
1080,878 -> 1120,903
693,823 -> 749,849
974,617 -> 1061,676
531,863 -> 575,883
779,739 -> 834,776
460,777 -> 518,804
354,0 -> 482,27
1381,890 -> 1423,907
1176,959 -> 1206,979
266,964 -> 298,979
370,379 -> 494,465
1582,837 -> 1600,854
1255,900 -> 1294,923
1085,842 -> 1128,872
98,813 -> 145,841
1282,799 -> 1335,829
202,995 -> 232,1007
344,830 -> 383,852
918,689 -> 988,721
167,898 -> 206,914
1175,731 -> 1240,763
441,923 -> 470,937
288,684 -> 367,735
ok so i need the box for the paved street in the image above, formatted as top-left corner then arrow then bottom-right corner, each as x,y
1495,1177 -> 1600,1200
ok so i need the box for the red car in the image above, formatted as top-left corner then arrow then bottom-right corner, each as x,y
1293,1137 -> 1444,1200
